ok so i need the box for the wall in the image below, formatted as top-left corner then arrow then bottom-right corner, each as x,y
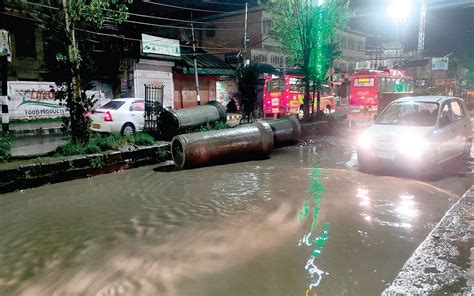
173,74 -> 219,109
133,59 -> 174,108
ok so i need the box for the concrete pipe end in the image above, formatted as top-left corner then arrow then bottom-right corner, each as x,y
171,136 -> 186,169
253,121 -> 275,155
285,116 -> 302,142
206,101 -> 227,123
159,110 -> 180,139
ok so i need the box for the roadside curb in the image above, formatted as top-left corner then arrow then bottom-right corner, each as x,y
10,127 -> 65,137
383,186 -> 474,295
0,143 -> 171,194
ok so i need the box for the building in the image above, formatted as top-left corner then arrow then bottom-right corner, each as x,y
198,7 -> 289,69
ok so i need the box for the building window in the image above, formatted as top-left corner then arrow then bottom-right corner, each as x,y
263,19 -> 272,35
15,25 -> 36,58
357,41 -> 365,51
348,38 -> 355,50
206,25 -> 216,37
340,36 -> 347,49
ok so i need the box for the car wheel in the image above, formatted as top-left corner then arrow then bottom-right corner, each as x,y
298,107 -> 304,120
462,138 -> 472,158
121,123 -> 135,136
357,153 -> 372,173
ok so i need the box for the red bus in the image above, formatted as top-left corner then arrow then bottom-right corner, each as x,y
350,69 -> 414,108
263,75 -> 335,118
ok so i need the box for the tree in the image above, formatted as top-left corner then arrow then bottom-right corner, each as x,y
263,0 -> 349,119
44,0 -> 132,143
238,63 -> 276,123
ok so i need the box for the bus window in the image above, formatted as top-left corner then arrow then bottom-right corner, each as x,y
379,77 -> 387,92
354,77 -> 374,87
270,80 -> 280,92
266,81 -> 271,92
289,78 -> 302,92
278,78 -> 286,92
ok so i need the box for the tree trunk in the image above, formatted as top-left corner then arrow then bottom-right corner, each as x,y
316,89 -> 321,118
303,76 -> 311,120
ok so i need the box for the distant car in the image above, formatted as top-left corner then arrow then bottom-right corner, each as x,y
357,96 -> 472,172
89,98 -> 145,136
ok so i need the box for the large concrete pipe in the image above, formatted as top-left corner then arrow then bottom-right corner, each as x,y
159,101 -> 226,139
171,121 -> 274,169
268,116 -> 302,147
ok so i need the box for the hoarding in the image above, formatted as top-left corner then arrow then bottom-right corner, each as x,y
432,57 -> 449,71
142,34 -> 180,57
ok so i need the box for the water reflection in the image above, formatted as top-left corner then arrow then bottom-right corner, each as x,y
297,167 -> 330,293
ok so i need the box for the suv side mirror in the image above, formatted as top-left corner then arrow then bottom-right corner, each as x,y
439,115 -> 450,128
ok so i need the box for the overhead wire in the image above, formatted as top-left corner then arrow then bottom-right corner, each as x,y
142,1 -> 231,13
74,27 -> 241,51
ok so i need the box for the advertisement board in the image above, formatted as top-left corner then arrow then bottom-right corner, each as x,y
141,34 -> 180,57
432,57 -> 449,71
7,82 -> 106,120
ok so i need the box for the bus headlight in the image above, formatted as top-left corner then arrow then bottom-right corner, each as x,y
358,132 -> 373,150
397,135 -> 428,158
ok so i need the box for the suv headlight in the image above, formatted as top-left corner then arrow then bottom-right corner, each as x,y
358,132 -> 373,150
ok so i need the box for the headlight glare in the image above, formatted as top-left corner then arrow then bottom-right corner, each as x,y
358,132 -> 372,150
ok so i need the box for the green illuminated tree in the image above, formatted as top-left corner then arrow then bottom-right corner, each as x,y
263,0 -> 349,119
44,0 -> 133,144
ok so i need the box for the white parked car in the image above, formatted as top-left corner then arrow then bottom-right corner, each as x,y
357,96 -> 472,172
88,98 -> 145,136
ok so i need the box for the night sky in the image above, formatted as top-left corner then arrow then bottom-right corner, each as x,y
349,0 -> 473,58
137,0 -> 472,58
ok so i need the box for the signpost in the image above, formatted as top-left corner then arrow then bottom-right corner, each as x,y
141,34 -> 181,57
431,57 -> 449,71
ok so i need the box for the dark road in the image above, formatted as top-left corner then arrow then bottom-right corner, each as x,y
0,132 -> 472,295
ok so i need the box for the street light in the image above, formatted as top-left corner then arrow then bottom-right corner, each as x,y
387,0 -> 412,21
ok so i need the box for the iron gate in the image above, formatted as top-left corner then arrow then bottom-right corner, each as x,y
144,84 -> 164,133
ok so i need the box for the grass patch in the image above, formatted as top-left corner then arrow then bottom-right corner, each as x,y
0,133 -> 12,163
185,121 -> 230,133
55,133 -> 156,157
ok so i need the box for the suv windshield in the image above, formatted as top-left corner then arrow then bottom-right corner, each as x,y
376,101 -> 439,126
99,100 -> 125,110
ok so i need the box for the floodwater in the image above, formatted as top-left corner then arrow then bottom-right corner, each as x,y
0,139 -> 471,295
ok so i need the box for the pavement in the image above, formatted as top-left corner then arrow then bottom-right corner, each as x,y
383,186 -> 474,295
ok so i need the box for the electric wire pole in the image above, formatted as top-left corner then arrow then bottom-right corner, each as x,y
190,12 -> 201,105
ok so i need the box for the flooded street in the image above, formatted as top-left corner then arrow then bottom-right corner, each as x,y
0,134 -> 473,295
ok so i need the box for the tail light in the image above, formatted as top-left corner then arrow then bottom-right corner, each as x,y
85,111 -> 92,118
104,111 -> 113,121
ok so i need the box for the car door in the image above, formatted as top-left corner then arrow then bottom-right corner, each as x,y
436,101 -> 455,161
449,99 -> 469,155
129,100 -> 145,131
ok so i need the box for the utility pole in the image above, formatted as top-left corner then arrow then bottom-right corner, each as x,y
243,2 -> 248,60
0,0 -> 9,132
417,0 -> 427,57
190,12 -> 201,105
62,0 -> 80,98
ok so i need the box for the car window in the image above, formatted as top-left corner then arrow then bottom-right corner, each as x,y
441,103 -> 453,122
130,101 -> 145,111
100,101 -> 125,110
376,101 -> 439,126
450,100 -> 464,120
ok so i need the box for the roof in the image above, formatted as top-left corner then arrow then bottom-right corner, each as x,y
176,48 -> 235,76
395,96 -> 458,103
